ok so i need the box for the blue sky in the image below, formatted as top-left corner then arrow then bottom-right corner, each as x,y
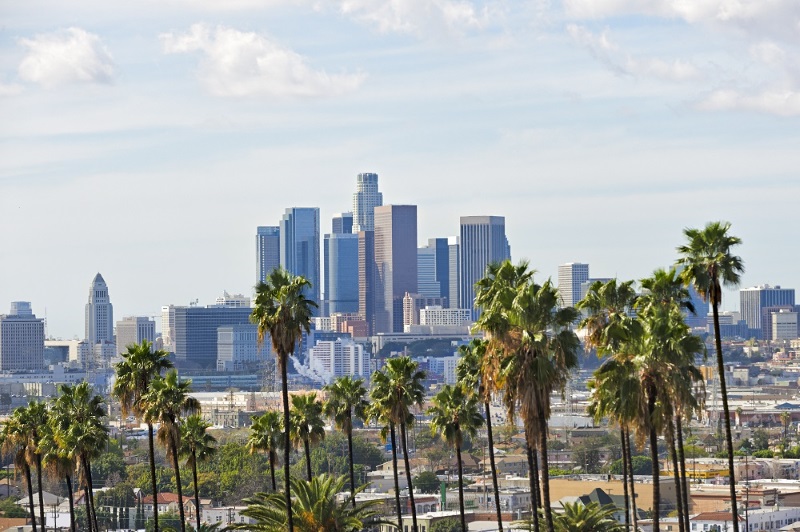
2,0 -> 799,338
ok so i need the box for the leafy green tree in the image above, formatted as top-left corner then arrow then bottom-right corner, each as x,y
251,268 -> 317,532
92,438 -> 127,483
371,356 -> 426,532
414,471 -> 441,494
0,497 -> 28,517
114,340 -> 173,532
428,384 -> 484,532
323,376 -> 369,505
180,414 -> 216,532
677,221 -> 744,532
289,393 -> 325,482
227,474 -> 384,532
429,518 -> 462,532
247,410 -> 282,492
609,456 -> 653,476
142,369 -> 201,532
752,429 -> 770,451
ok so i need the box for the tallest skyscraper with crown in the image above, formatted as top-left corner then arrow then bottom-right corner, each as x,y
352,172 -> 383,232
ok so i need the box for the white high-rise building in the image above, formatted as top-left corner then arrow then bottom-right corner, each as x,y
116,316 -> 156,355
85,273 -> 114,345
307,338 -> 369,384
772,310 -> 798,341
215,291 -> 251,308
0,302 -> 45,371
352,173 -> 383,233
558,263 -> 590,308
420,306 -> 472,327
161,305 -> 177,352
217,324 -> 269,372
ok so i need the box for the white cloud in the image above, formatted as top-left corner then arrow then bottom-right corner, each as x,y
566,24 -> 701,82
17,27 -> 114,88
160,24 -> 366,98
696,88 -> 800,116
335,0 -> 497,36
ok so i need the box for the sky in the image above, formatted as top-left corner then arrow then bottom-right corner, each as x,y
1,0 -> 799,339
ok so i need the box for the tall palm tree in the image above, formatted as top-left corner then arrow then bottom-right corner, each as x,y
475,261 -> 581,532
577,278 -> 641,532
677,221 -> 744,532
11,401 -> 49,531
38,420 -> 77,532
289,393 -> 326,481
456,338 -> 504,531
251,268 -> 317,532
50,383 -> 108,532
518,501 -> 625,532
180,414 -> 217,532
323,376 -> 369,505
113,340 -> 173,532
428,384 -> 484,532
367,401 -> 404,530
247,410 -> 283,492
371,356 -> 426,532
142,369 -> 201,532
228,474 -> 386,532
2,408 -> 39,532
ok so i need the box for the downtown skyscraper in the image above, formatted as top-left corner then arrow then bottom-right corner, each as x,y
352,172 -> 383,232
85,273 -> 113,345
459,216 -> 510,316
256,226 -> 280,284
558,263 -> 590,308
374,205 -> 418,333
280,208 -> 321,307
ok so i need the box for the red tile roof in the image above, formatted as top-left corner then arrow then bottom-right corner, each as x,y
142,493 -> 194,505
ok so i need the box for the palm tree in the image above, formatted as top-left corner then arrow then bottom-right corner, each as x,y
180,414 -> 217,532
10,401 -> 49,531
2,408 -> 39,532
677,221 -> 744,532
367,401 -> 404,530
247,410 -> 283,492
526,501 -> 624,532
227,474 -> 385,531
371,356 -> 426,532
38,420 -> 77,532
578,278 -> 641,532
113,340 -> 173,532
428,384 -> 484,532
456,338 -> 503,531
142,369 -> 201,532
50,383 -> 108,532
251,268 -> 317,532
323,376 -> 369,505
289,393 -> 326,481
475,261 -> 581,532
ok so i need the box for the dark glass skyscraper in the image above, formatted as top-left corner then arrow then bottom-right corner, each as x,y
280,207 -> 321,308
256,226 -> 280,284
460,216 -> 510,317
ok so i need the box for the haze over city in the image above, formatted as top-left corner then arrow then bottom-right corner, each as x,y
2,1 -> 800,338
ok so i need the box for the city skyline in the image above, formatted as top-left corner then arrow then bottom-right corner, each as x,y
2,2 -> 800,337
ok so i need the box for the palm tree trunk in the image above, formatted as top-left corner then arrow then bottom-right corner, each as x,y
485,401 -> 503,532
66,474 -> 76,532
647,382 -> 660,532
83,476 -> 93,532
170,436 -> 187,532
667,419 -> 685,532
25,463 -> 38,532
84,458 -> 99,532
625,429 -> 639,532
620,427 -> 630,532
713,300 -> 739,532
281,356 -> 294,532
269,450 -> 277,492
400,421 -> 418,532
676,416 -> 690,532
532,450 -> 541,510
456,439 -> 467,532
526,442 -> 540,532
147,422 -> 160,532
347,421 -> 357,508
390,423 -> 403,531
303,437 -> 312,481
192,449 -> 201,532
537,415 -> 554,532
36,454 -> 45,531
